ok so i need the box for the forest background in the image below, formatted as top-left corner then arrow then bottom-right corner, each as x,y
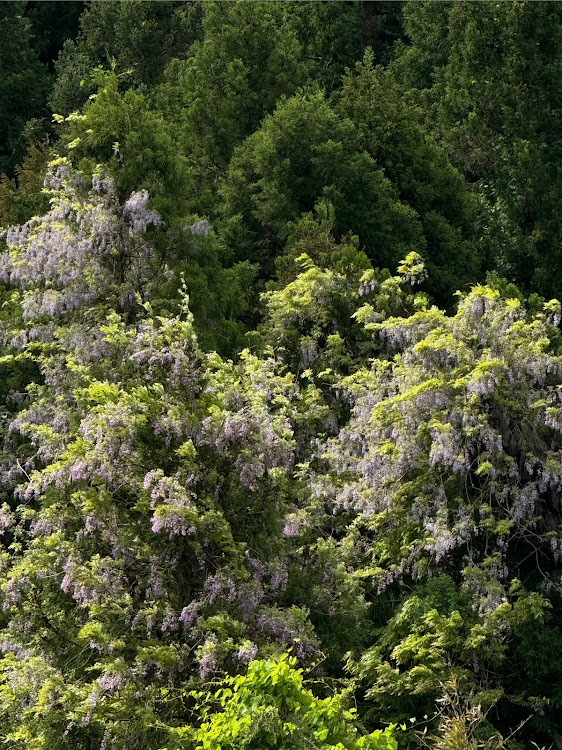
0,2 -> 561,749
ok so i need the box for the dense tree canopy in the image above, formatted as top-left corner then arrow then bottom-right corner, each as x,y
0,2 -> 49,176
392,1 -> 562,298
0,3 -> 561,750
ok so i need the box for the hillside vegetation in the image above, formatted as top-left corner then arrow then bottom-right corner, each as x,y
0,3 -> 561,749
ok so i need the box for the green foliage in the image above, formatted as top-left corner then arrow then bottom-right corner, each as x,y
25,1 -> 84,70
156,1 -> 311,213
1,4 -> 562,749
262,248 -> 367,379
393,1 -> 562,299
54,85 -> 258,353
0,140 -> 51,226
0,2 -> 50,176
337,51 -> 482,305
50,0 -> 202,115
0,297 -> 318,748
57,72 -> 187,212
288,2 -> 404,92
220,90 -> 423,277
310,269 -> 562,739
390,1 -> 452,94
190,654 -> 398,750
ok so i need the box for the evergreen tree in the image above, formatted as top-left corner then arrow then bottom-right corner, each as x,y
337,52 -> 483,304
156,1 -> 311,213
25,1 -> 84,71
394,1 -> 562,299
50,0 -> 202,116
0,2 -> 49,176
220,90 -> 423,279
